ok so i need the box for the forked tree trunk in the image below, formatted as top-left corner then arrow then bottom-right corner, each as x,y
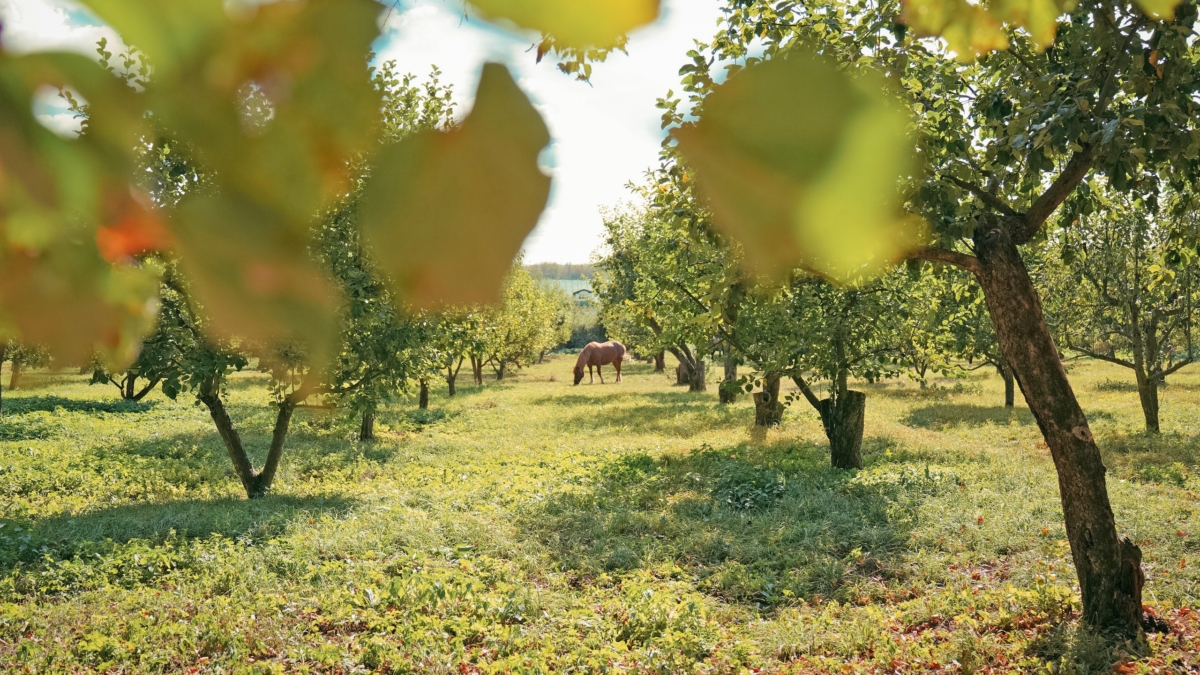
418,379 -> 429,409
360,411 -> 375,442
495,361 -> 507,381
676,361 -> 690,385
753,373 -> 783,427
720,349 -> 738,404
119,373 -> 160,401
974,227 -> 1143,634
470,355 -> 484,385
654,351 -> 665,373
446,360 -> 460,397
9,362 -> 21,391
818,392 -> 866,469
198,380 -> 301,499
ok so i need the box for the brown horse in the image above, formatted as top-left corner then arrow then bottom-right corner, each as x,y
574,341 -> 626,385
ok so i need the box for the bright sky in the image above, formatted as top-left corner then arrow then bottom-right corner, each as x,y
0,0 -> 725,264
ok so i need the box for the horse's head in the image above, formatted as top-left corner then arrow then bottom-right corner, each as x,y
573,366 -> 584,385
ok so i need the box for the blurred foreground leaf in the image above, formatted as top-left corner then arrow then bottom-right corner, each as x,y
362,63 -> 551,309
172,195 -> 340,361
676,51 -> 916,283
468,0 -> 660,47
901,0 -> 1010,57
0,52 -> 159,363
674,52 -> 922,285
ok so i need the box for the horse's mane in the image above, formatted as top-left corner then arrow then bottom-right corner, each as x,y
574,344 -> 592,370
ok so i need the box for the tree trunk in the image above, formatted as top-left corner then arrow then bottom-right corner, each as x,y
419,379 -> 429,409
753,373 -> 783,426
496,361 -> 506,381
720,348 -> 738,404
447,364 -> 458,397
654,351 -> 665,373
0,343 -> 8,417
198,382 -> 297,499
817,391 -> 866,469
470,355 -> 484,385
359,411 -> 375,442
1000,360 -> 1015,408
9,361 -> 21,391
974,226 -> 1143,634
688,359 -> 706,392
676,361 -> 690,385
1134,368 -> 1160,434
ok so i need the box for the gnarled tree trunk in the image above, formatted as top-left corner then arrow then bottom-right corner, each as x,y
999,359 -> 1015,408
753,373 -> 783,427
470,355 -> 484,385
973,225 -> 1144,634
720,348 -> 738,404
654,351 -> 665,373
419,379 -> 429,409
818,392 -> 866,469
360,411 -> 375,442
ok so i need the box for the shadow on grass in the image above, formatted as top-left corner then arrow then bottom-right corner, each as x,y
532,393 -> 744,438
1099,431 -> 1200,486
904,403 -> 1036,429
519,440 -> 949,608
0,494 -> 355,569
4,395 -> 157,415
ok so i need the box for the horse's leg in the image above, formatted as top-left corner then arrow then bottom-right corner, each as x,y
599,364 -> 604,384
616,360 -> 622,383
589,365 -> 594,384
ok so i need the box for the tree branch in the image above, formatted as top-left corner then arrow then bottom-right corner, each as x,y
945,175 -> 1019,217
907,246 -> 982,276
790,374 -> 823,412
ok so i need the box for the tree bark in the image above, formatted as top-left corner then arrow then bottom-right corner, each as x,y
495,361 -> 507,381
9,361 -> 21,391
198,380 -> 299,499
753,373 -> 783,426
973,224 -> 1144,634
1000,360 -> 1015,408
720,348 -> 738,404
817,391 -> 866,469
360,411 -> 375,442
470,355 -> 484,385
419,379 -> 429,409
446,360 -> 460,397
1134,367 -> 1160,434
676,361 -> 690,385
688,359 -> 706,392
654,351 -> 665,373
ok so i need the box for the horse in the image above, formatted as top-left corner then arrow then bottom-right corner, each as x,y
573,341 -> 626,385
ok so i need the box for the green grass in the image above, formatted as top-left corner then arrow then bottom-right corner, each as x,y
1,358 -> 1200,673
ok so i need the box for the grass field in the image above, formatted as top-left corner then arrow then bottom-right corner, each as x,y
2,356 -> 1199,673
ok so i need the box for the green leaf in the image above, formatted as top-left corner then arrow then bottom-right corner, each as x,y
1134,0 -> 1181,19
362,63 -> 551,309
674,52 -> 922,284
467,0 -> 660,47
901,0 -> 1008,59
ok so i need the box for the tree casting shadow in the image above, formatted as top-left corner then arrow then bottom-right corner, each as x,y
904,403 -> 1036,429
0,494 -> 355,571
4,394 -> 157,415
518,440 -> 944,608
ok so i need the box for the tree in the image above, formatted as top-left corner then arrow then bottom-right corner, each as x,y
91,262 -> 198,401
486,262 -> 563,380
1043,186 -> 1198,433
593,205 -> 735,392
677,0 -> 1200,633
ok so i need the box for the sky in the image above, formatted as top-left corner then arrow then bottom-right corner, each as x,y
0,0 -> 726,264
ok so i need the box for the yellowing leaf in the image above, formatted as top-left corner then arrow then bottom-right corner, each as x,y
674,52 -> 922,284
1134,0 -> 1181,19
467,0 -> 660,48
0,237 -> 160,366
361,63 -> 552,309
172,194 -> 340,362
990,0 -> 1076,49
902,0 -> 1008,59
